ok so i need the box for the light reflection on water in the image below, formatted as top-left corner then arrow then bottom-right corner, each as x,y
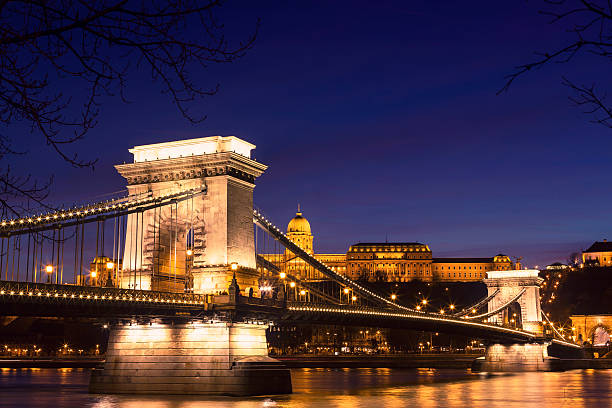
1,367 -> 612,408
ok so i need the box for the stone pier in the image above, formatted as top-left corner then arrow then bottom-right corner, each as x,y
90,321 -> 292,396
472,343 -> 561,372
471,270 -> 562,372
91,136 -> 291,396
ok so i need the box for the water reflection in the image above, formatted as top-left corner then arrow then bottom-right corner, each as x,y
1,368 -> 612,408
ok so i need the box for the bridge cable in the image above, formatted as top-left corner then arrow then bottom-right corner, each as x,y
464,288 -> 526,320
256,254 -> 342,305
253,210 -> 418,312
25,233 -> 30,282
452,289 -> 501,317
541,310 -> 567,341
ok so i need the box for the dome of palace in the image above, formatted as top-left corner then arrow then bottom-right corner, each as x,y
287,210 -> 311,235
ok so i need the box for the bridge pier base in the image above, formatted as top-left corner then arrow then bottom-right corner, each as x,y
89,321 -> 292,396
472,343 -> 561,372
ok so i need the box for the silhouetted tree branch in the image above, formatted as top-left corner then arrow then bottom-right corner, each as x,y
499,1 -> 611,128
563,77 -> 612,128
0,0 -> 258,215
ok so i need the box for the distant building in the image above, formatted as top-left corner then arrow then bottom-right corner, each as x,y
582,240 -> 612,267
346,242 -> 433,282
570,314 -> 612,346
82,256 -> 121,287
263,209 -> 514,283
432,255 -> 512,282
545,262 -> 569,270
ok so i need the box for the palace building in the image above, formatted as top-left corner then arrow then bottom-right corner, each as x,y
264,209 -> 513,283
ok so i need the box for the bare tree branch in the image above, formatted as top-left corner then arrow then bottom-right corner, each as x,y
563,76 -> 612,127
0,0 -> 258,215
500,1 -> 612,128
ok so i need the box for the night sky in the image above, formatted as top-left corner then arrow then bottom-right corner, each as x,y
6,1 -> 612,267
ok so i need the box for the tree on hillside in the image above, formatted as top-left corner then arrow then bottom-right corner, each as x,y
567,252 -> 581,267
500,1 -> 611,128
0,0 -> 258,216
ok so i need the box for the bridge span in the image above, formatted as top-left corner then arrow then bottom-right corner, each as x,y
0,136 -> 582,395
0,279 -> 558,345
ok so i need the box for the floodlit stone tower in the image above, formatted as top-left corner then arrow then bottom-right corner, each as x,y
92,136 -> 291,396
115,136 -> 267,294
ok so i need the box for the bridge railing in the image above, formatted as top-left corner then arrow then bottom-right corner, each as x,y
0,280 -> 207,306
286,302 -> 493,323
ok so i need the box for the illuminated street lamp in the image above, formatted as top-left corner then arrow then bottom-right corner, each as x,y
421,299 -> 427,305
449,304 -> 455,310
106,262 -> 114,270
289,282 -> 296,288
279,272 -> 286,279
391,294 -> 397,301
351,295 -> 357,302
186,249 -> 193,256
230,262 -> 238,271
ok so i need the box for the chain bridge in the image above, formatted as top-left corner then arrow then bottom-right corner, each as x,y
0,136 -> 581,396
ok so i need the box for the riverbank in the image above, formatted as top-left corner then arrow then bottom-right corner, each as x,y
2,354 -> 611,370
0,357 -> 103,368
277,353 -> 483,369
0,354 -> 482,369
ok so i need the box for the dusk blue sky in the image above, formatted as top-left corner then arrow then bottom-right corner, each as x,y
6,1 -> 612,267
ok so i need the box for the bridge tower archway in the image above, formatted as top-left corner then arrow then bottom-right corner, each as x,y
115,136 -> 267,294
484,270 -> 544,334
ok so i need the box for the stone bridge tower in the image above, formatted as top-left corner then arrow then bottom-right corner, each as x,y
114,136 -> 267,294
484,269 -> 544,334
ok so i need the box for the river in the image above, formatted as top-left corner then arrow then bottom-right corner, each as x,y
1,367 -> 611,407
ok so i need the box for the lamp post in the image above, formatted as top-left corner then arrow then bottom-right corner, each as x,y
105,262 -> 114,287
279,272 -> 286,298
45,265 -> 53,284
289,281 -> 296,301
185,249 -> 193,293
90,270 -> 97,286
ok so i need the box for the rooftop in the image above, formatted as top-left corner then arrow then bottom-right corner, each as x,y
129,136 -> 255,163
584,240 -> 612,253
433,257 -> 496,263
486,270 -> 540,279
349,242 -> 430,252
352,242 -> 426,246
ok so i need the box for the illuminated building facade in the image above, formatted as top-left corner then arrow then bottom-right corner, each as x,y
570,314 -> 612,346
88,256 -> 122,287
545,262 -> 570,270
270,209 -> 347,281
432,255 -> 512,282
582,240 -> 612,267
264,210 -> 514,283
346,243 -> 433,282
